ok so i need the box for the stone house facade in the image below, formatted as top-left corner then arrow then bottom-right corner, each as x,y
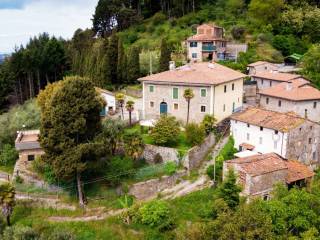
247,61 -> 278,75
230,107 -> 320,169
258,78 -> 320,122
139,62 -> 246,123
223,153 -> 314,199
187,24 -> 227,62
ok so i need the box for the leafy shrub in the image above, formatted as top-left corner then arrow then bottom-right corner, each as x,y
134,164 -> 166,181
164,161 -> 177,176
123,132 -> 144,161
2,225 -> 39,240
32,157 -> 56,184
106,156 -> 134,184
0,144 -> 18,166
201,115 -> 217,135
136,200 -> 173,230
231,26 -> 246,40
206,165 -> 215,180
150,115 -> 180,147
152,12 -> 167,25
185,123 -> 205,146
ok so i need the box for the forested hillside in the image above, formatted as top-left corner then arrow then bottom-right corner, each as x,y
1,0 -> 320,109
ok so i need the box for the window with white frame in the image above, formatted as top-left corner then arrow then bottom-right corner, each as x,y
149,85 -> 154,93
173,103 -> 179,110
201,105 -> 206,113
173,87 -> 179,99
192,53 -> 197,58
150,101 -> 154,108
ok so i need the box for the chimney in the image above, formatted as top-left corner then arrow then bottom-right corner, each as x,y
286,81 -> 293,91
169,61 -> 176,71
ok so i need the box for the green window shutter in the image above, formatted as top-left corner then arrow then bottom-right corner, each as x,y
201,89 -> 206,97
149,85 -> 154,92
173,88 -> 179,99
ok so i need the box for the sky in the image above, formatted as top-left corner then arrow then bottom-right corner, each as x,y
0,0 -> 98,53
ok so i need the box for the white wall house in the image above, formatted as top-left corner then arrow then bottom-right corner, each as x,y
231,119 -> 288,157
230,107 -> 320,169
258,78 -> 320,122
96,88 -> 116,116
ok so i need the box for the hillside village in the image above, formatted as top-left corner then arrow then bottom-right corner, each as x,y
1,0 -> 320,239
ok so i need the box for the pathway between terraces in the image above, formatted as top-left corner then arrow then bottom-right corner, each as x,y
7,133 -> 230,222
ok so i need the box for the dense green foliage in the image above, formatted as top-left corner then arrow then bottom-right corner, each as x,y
0,145 -> 18,167
185,123 -> 206,146
217,169 -> 242,209
150,115 -> 181,146
132,200 -> 173,230
38,76 -> 103,206
201,114 -> 217,135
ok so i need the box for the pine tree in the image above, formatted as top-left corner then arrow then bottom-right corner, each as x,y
218,169 -> 242,209
159,38 -> 171,72
107,33 -> 119,85
127,46 -> 140,84
117,38 -> 126,85
103,38 -> 111,87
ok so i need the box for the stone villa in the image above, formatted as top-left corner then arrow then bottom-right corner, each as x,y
223,153 -> 314,200
230,107 -> 320,169
187,24 -> 227,62
259,78 -> 320,122
139,62 -> 246,123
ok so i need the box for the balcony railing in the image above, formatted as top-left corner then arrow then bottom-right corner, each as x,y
202,45 -> 216,51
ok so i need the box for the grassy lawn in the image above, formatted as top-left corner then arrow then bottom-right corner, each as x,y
7,187 -> 217,240
125,124 -> 192,155
0,164 -> 15,174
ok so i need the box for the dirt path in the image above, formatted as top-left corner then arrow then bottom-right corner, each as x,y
48,209 -> 125,222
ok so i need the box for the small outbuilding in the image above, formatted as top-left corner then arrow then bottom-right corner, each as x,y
223,153 -> 314,200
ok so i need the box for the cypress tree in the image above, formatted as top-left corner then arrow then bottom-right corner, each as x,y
159,38 -> 171,72
127,46 -> 141,84
107,32 -> 119,85
117,38 -> 126,85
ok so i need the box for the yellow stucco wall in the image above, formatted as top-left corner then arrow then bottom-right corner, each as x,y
213,78 -> 244,122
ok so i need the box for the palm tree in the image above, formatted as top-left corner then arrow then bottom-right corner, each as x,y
116,93 -> 125,120
183,88 -> 195,124
0,183 -> 15,226
126,100 -> 135,126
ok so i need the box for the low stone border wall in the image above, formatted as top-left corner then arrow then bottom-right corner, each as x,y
183,133 -> 216,170
128,170 -> 187,200
142,144 -> 180,164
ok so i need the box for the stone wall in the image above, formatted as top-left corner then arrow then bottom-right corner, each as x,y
128,170 -> 187,200
142,144 -> 180,164
183,133 -> 216,170
244,83 -> 257,106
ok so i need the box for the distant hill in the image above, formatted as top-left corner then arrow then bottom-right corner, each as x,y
0,53 -> 9,63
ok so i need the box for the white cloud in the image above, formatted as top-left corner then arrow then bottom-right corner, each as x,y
0,0 -> 98,53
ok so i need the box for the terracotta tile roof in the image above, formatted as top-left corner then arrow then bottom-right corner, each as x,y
259,78 -> 320,101
285,160 -> 314,183
252,71 -> 301,82
198,23 -> 223,29
227,153 -> 287,176
230,107 -> 305,132
240,143 -> 255,151
248,61 -> 275,67
138,62 -> 246,85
